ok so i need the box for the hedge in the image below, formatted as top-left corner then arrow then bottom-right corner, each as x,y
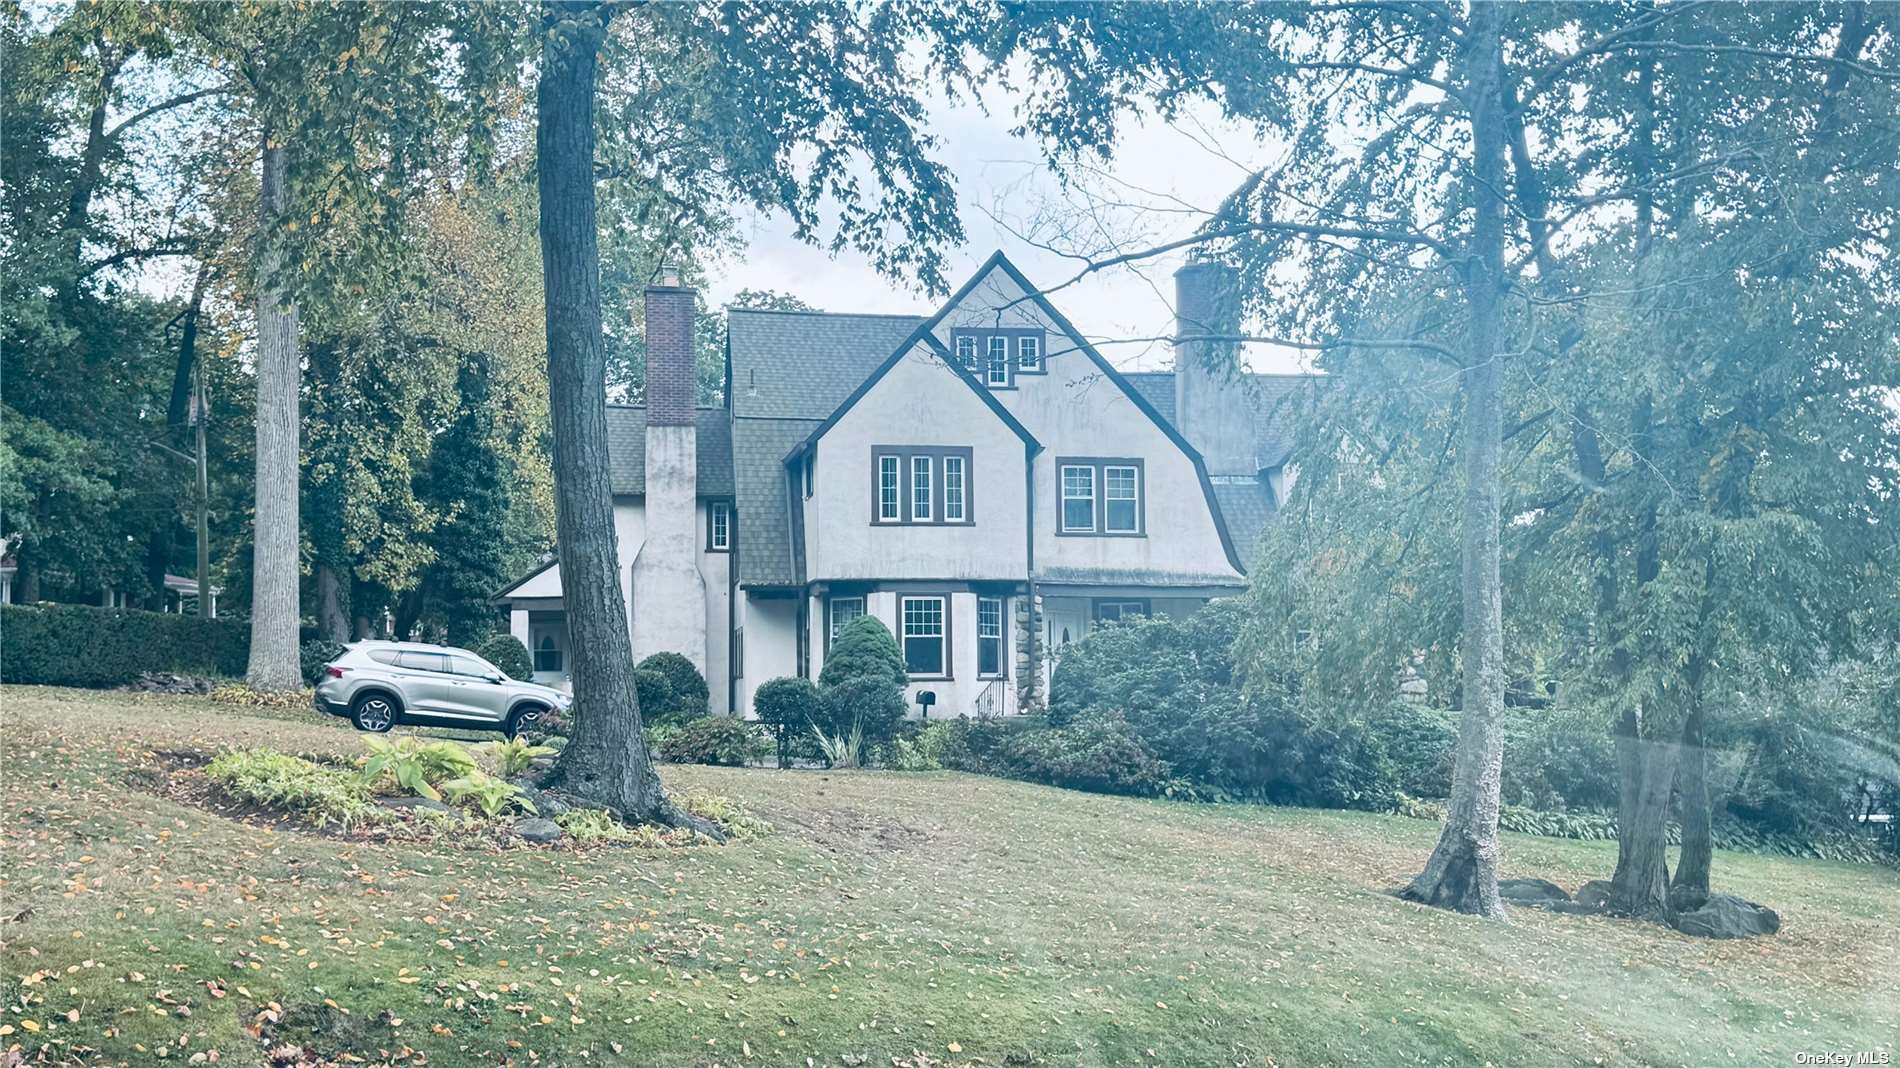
2,602 -> 250,687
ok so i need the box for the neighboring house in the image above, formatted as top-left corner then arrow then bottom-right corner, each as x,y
496,253 -> 1312,717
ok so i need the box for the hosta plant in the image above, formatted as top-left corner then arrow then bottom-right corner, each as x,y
478,737 -> 556,778
361,737 -> 478,800
440,771 -> 536,818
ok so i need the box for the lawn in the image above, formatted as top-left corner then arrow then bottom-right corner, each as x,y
1,686 -> 1894,1067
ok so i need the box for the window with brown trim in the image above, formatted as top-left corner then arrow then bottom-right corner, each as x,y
1056,457 -> 1146,537
949,327 -> 1046,385
1093,599 -> 1149,625
977,596 -> 1005,678
901,595 -> 949,678
870,446 -> 974,525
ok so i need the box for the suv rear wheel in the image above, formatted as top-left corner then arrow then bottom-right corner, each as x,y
351,693 -> 398,733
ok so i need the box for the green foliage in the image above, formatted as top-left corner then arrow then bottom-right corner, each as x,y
880,721 -> 971,773
1000,713 -> 1177,798
205,749 -> 382,830
1366,703 -> 1458,800
475,634 -> 533,681
657,717 -> 770,767
818,616 -> 908,690
439,770 -> 536,818
753,676 -> 822,753
1,603 -> 248,687
810,719 -> 866,770
360,737 -> 479,801
637,652 -> 709,723
679,791 -> 773,841
818,676 -> 908,748
479,738 -> 557,779
300,640 -> 347,686
555,808 -> 640,844
635,669 -> 677,725
417,352 -> 516,646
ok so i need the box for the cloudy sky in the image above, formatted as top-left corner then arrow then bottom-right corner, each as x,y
700,87 -> 1307,375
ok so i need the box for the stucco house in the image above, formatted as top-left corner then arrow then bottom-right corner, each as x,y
495,252 -> 1310,718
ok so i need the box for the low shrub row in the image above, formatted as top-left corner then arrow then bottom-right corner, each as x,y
3,602 -> 249,687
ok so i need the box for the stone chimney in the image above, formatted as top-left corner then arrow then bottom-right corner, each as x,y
630,270 -> 708,674
1172,260 -> 1254,476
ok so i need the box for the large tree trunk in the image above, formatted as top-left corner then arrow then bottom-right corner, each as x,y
246,137 -> 304,690
315,564 -> 348,642
535,1 -> 712,834
1671,702 -> 1713,902
1400,0 -> 1508,918
1610,725 -> 1680,920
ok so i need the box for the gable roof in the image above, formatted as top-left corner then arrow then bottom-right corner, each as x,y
605,406 -> 734,496
726,308 -> 926,421
922,251 -> 1249,576
787,325 -> 1042,462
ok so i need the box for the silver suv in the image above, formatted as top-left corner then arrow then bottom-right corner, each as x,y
313,641 -> 572,737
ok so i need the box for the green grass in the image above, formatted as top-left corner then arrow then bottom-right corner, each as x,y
2,684 -> 1894,1067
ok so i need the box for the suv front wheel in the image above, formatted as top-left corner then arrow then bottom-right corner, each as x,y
351,693 -> 398,733
505,705 -> 545,741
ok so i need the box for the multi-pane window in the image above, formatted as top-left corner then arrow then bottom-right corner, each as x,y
977,596 -> 1005,678
876,455 -> 901,522
871,446 -> 972,524
1104,466 -> 1139,533
986,336 -> 1011,386
1060,465 -> 1096,532
910,456 -> 934,520
534,637 -> 562,673
943,456 -> 967,522
949,329 -> 1046,387
1017,335 -> 1041,371
708,501 -> 732,550
1057,458 -> 1144,536
955,335 -> 978,371
901,596 -> 947,676
1094,599 -> 1149,625
827,596 -> 865,648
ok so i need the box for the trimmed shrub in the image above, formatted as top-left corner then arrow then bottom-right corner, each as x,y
753,676 -> 822,762
638,652 -> 710,721
818,616 -> 907,689
476,634 -> 534,680
1001,713 -> 1175,797
635,669 -> 678,724
301,640 -> 347,686
880,720 -> 971,772
658,716 -> 771,766
2,603 -> 249,687
818,675 -> 907,746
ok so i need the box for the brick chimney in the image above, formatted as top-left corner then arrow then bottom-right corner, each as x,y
1173,260 -> 1254,475
630,270 -> 708,674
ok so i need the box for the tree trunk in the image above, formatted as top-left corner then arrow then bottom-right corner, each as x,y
1610,725 -> 1679,920
1671,703 -> 1712,901
1400,0 -> 1508,918
1609,707 -> 1643,890
315,564 -> 348,642
246,136 -> 304,690
535,1 -> 714,834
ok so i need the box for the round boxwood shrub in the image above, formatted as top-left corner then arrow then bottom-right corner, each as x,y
475,634 -> 534,680
638,651 -> 709,720
635,669 -> 678,724
753,676 -> 822,762
818,616 -> 907,689
300,639 -> 348,686
1002,712 -> 1174,797
818,675 -> 907,745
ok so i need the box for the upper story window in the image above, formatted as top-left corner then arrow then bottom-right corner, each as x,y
707,501 -> 732,551
1057,457 -> 1145,537
871,446 -> 974,525
949,327 -> 1046,388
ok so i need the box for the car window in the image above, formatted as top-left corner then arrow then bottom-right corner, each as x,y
367,649 -> 399,666
448,655 -> 491,678
397,651 -> 449,673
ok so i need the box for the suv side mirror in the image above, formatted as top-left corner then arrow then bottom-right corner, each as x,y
484,672 -> 505,684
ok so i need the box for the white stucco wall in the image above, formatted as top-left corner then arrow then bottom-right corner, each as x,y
631,425 -> 708,678
733,593 -> 799,717
803,339 -> 1029,583
929,266 -> 1243,586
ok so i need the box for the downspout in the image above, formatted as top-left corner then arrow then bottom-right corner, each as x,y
1023,441 -> 1040,711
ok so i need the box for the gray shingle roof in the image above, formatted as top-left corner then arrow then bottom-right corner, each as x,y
727,308 -> 926,420
1122,372 -> 1177,425
730,416 -> 822,587
605,406 -> 734,497
1210,480 -> 1278,570
1115,371 -> 1314,470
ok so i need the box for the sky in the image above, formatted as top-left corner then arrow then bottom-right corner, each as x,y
699,87 -> 1309,375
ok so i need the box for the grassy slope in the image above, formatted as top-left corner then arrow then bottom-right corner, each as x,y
1,685 -> 1894,1068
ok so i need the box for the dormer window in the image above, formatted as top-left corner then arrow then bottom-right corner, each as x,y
950,328 -> 1046,387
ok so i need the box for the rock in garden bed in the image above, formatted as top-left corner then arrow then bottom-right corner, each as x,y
1670,893 -> 1781,939
1498,877 -> 1571,904
514,817 -> 565,844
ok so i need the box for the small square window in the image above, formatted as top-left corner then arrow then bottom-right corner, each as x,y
954,335 -> 978,371
1017,335 -> 1042,371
